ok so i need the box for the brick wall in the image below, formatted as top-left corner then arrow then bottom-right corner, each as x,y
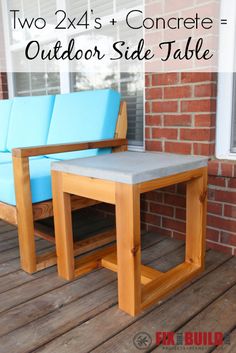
145,73 -> 217,156
144,72 -> 236,256
207,160 -> 236,255
0,3 -> 7,98
0,73 -> 8,99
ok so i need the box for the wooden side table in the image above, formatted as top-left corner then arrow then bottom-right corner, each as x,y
51,152 -> 208,316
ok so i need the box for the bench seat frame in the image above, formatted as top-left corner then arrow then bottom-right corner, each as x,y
1,102 -> 128,274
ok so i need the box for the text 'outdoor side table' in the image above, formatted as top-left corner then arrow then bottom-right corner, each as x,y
51,152 -> 208,316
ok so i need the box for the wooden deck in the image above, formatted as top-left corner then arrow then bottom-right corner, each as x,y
0,218 -> 235,353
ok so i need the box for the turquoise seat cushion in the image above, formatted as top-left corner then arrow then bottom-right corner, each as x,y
0,157 -> 57,205
7,95 -> 55,151
0,99 -> 13,151
46,89 -> 120,160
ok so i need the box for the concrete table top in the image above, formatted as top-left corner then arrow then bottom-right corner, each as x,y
51,152 -> 208,184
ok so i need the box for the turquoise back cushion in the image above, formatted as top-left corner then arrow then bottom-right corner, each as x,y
6,95 -> 55,151
46,89 -> 121,160
0,99 -> 13,151
0,152 -> 12,164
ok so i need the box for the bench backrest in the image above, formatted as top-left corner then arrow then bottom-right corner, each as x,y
0,89 -> 121,157
6,95 -> 55,151
46,89 -> 121,160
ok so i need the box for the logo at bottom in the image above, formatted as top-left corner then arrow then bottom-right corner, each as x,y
133,332 -> 152,350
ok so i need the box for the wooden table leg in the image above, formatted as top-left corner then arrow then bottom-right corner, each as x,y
115,183 -> 141,316
13,156 -> 36,273
185,167 -> 208,269
51,171 -> 74,280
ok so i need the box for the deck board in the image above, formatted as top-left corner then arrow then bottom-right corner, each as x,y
0,236 -> 181,339
69,252 -> 234,353
213,328 -> 236,353
0,220 -> 235,353
156,284 -> 236,353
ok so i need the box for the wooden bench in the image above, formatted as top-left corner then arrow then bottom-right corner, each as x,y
0,90 -> 127,273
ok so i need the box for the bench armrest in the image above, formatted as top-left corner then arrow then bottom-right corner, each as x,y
12,138 -> 128,158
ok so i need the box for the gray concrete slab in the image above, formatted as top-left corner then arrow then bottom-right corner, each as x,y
51,152 -> 208,184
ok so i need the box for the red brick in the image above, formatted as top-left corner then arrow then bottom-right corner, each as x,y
152,128 -> 178,140
207,201 -> 222,215
141,212 -> 161,226
228,178 -> 236,188
150,203 -> 174,217
146,115 -> 161,126
0,73 -> 8,100
214,190 -> 236,204
164,86 -> 192,99
194,83 -> 217,97
181,72 -> 216,83
141,200 -> 149,212
206,241 -> 233,254
221,163 -> 234,178
180,128 -> 214,141
146,140 -> 162,152
146,88 -> 162,100
224,204 -> 236,218
177,183 -> 186,195
181,99 -> 216,113
163,114 -> 191,127
145,75 -> 150,87
144,191 -> 163,203
208,215 -> 236,233
152,101 -> 178,113
152,73 -> 179,86
1,84 -> 8,91
162,218 -> 186,233
145,101 -> 151,113
208,161 -> 219,176
164,194 -> 186,208
145,127 -> 151,139
193,143 -> 215,156
194,114 -> 216,127
175,208 -> 186,220
0,74 -> 7,85
206,228 -> 220,242
221,232 -> 236,247
165,141 -> 192,155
